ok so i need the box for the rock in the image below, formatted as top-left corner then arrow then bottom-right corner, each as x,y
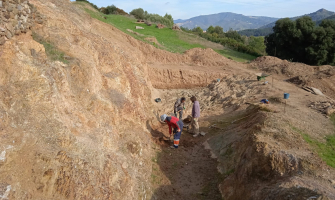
5,30 -> 12,39
329,180 -> 335,185
0,1 -> 2,8
122,162 -> 128,169
14,29 -> 20,35
325,106 -> 335,116
36,19 -> 43,24
172,24 -> 181,30
200,132 -> 206,136
156,24 -> 165,29
135,26 -> 144,30
311,87 -> 324,96
0,36 -> 5,45
0,26 -> 5,32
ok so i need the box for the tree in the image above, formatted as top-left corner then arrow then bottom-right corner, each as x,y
226,29 -> 243,43
266,16 -> 335,65
130,8 -> 145,19
192,26 -> 203,34
106,5 -> 117,14
213,26 -> 224,35
207,26 -> 215,34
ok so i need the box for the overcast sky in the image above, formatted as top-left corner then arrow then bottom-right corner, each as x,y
83,0 -> 335,19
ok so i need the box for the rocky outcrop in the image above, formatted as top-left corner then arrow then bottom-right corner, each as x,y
0,0 -> 42,45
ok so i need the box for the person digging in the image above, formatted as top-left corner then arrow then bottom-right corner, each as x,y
174,97 -> 186,120
160,114 -> 184,149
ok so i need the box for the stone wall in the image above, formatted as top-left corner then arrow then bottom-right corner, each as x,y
0,0 -> 42,45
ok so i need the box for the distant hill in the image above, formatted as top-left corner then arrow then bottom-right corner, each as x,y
174,13 -> 279,31
260,8 -> 334,29
239,9 -> 334,36
316,14 -> 335,25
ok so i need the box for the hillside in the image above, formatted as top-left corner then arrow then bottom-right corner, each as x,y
1,0 -> 335,199
240,9 -> 334,36
175,12 -> 278,31
317,14 -> 335,25
76,2 -> 256,62
261,8 -> 334,29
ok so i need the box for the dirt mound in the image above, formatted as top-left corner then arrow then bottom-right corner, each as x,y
251,56 -> 335,99
250,56 -> 315,77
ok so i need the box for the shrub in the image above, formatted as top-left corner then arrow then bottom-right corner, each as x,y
130,8 -> 145,19
75,0 -> 99,10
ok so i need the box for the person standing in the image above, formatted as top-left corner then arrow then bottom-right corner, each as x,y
190,96 -> 200,137
174,97 -> 186,120
160,114 -> 184,149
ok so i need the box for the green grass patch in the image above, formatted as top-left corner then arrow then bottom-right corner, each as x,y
331,114 -> 335,127
82,8 -> 204,53
32,33 -> 69,64
216,49 -> 257,63
291,125 -> 335,168
75,2 -> 256,62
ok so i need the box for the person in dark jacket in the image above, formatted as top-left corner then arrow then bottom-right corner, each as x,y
161,114 -> 184,149
174,97 -> 186,120
190,96 -> 201,137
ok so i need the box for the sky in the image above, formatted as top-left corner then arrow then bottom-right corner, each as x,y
83,0 -> 335,19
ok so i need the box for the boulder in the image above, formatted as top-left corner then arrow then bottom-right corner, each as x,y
172,24 -> 181,30
156,24 -> 165,29
145,21 -> 152,26
325,106 -> 335,116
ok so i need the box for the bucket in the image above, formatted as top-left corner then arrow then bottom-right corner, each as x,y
284,93 -> 290,99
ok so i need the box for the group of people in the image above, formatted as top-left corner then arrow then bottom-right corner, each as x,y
160,96 -> 201,149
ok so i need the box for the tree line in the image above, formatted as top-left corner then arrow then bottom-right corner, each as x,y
130,8 -> 174,28
182,26 -> 266,57
266,16 -> 335,66
76,0 -> 174,28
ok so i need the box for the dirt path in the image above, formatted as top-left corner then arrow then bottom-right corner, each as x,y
149,121 -> 223,200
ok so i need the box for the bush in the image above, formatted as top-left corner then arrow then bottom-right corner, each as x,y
130,8 -> 145,19
266,16 -> 335,66
130,8 -> 174,28
75,0 -> 99,10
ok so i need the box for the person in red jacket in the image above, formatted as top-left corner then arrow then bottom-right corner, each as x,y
161,114 -> 184,149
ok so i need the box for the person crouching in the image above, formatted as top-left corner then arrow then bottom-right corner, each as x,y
161,114 -> 184,149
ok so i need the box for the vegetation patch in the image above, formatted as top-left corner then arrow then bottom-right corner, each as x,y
75,2 -> 256,62
32,32 -> 69,64
291,125 -> 335,168
215,49 -> 257,63
266,17 -> 335,66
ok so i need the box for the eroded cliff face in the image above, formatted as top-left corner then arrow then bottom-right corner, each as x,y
0,0 -> 157,199
0,0 -> 43,45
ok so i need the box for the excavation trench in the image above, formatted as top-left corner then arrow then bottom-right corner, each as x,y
146,80 -> 262,200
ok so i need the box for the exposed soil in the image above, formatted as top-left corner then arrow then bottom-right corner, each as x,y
1,0 -> 335,199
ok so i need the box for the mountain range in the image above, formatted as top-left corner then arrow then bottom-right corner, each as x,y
175,13 -> 279,31
260,8 -> 334,29
238,9 -> 335,36
175,9 -> 335,34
